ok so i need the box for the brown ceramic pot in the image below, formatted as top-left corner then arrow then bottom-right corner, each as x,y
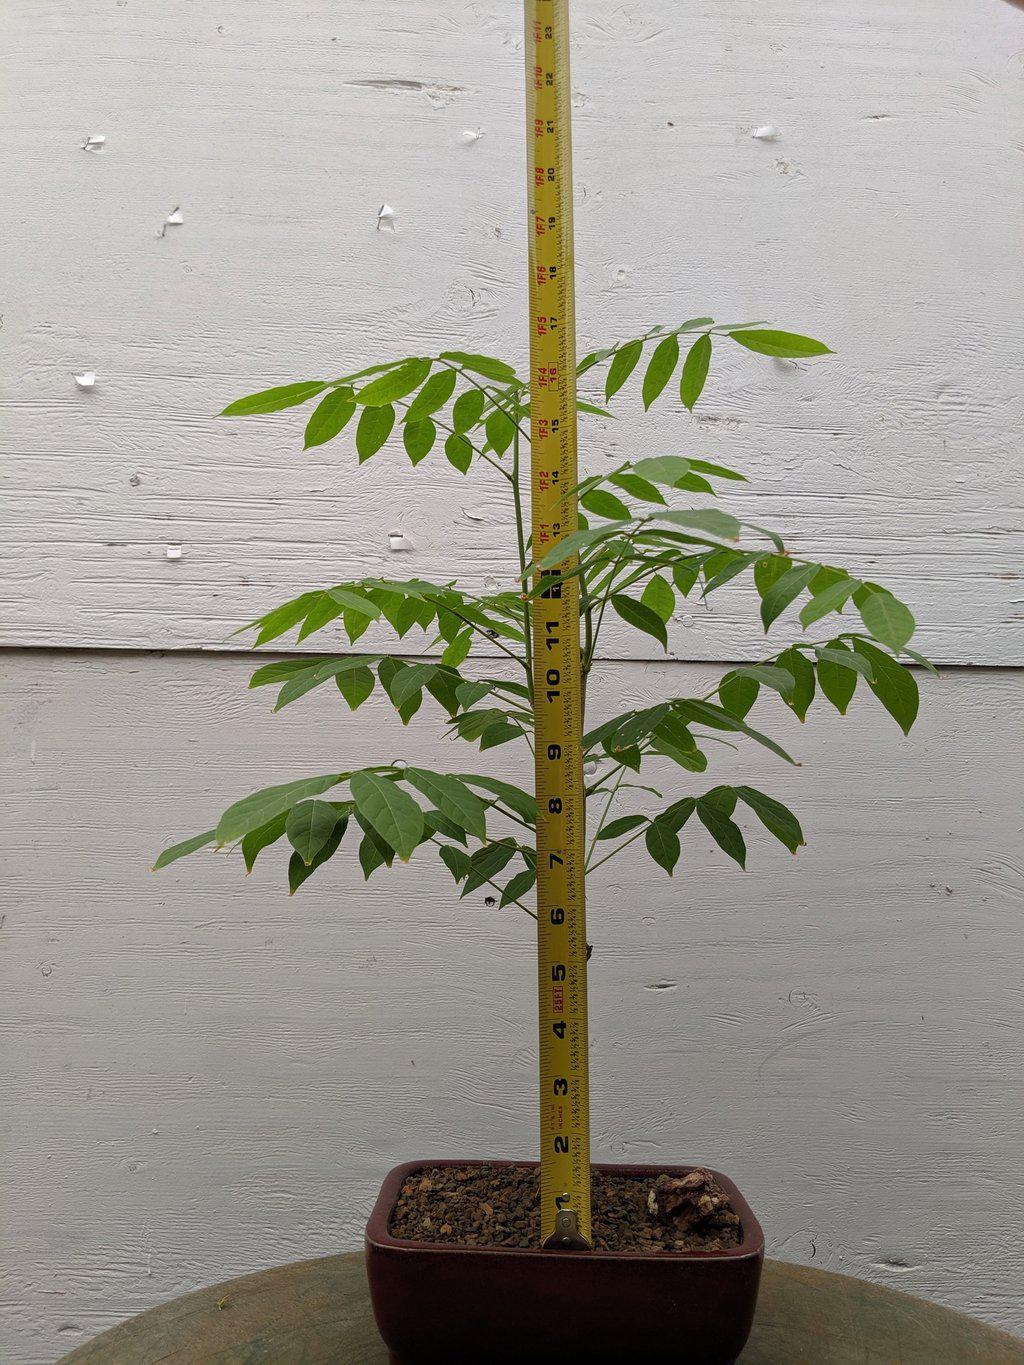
365,1159 -> 764,1364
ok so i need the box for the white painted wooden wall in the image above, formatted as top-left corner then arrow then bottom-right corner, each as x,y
1,2 -> 1022,1360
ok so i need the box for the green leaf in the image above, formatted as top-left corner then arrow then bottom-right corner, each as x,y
289,817 -> 347,893
577,345 -> 616,376
485,408 -> 516,455
440,351 -> 518,383
581,488 -> 632,521
736,786 -> 804,853
728,329 -> 832,358
248,658 -> 315,689
653,508 -> 740,540
672,556 -> 705,596
356,403 -> 396,460
760,563 -> 819,630
304,387 -> 356,449
285,799 -> 341,865
500,867 -> 537,907
688,458 -> 746,482
330,587 -> 381,620
697,798 -> 746,868
815,645 -> 875,679
851,640 -> 920,735
730,664 -> 795,697
702,784 -> 738,816
610,594 -> 668,650
389,663 -> 438,707
153,829 -> 216,871
605,339 -> 643,400
274,655 -> 382,711
632,456 -> 691,486
458,775 -> 536,824
438,844 -> 472,884
479,721 -> 520,751
609,471 -> 665,505
675,699 -> 796,764
452,389 -> 486,433
345,610 -> 372,645
679,333 -> 712,411
903,647 -> 939,676
357,358 -> 431,406
445,433 -> 473,473
658,796 -> 697,834
349,771 -> 424,861
649,713 -> 707,771
799,577 -> 857,628
216,774 -> 344,845
424,667 -> 462,717
607,704 -> 671,753
455,680 -> 492,711
293,593 -> 343,643
702,551 -> 763,597
815,640 -> 858,714
377,660 -> 424,724
249,593 -> 317,646
642,332 -> 680,410
403,418 -> 436,464
404,769 -> 487,842
462,839 -> 518,895
405,369 -> 458,423
858,590 -> 916,653
597,813 -> 648,841
641,573 -> 675,623
719,671 -> 759,720
442,628 -> 473,667
777,646 -> 815,721
673,471 -> 715,494
754,554 -> 791,598
358,820 -> 395,879
645,820 -> 681,875
221,381 -> 327,417
424,809 -> 468,845
241,812 -> 288,873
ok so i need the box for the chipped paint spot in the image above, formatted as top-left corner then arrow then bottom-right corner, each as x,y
80,134 -> 105,152
752,124 -> 780,141
376,203 -> 397,232
73,371 -> 96,390
165,543 -> 183,561
346,78 -> 466,108
157,206 -> 184,238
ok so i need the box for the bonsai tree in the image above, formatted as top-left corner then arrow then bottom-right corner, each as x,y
157,322 -> 927,913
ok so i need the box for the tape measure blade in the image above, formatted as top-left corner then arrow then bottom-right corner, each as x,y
525,0 -> 592,1249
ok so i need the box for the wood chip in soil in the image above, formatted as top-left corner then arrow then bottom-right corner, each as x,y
388,1164 -> 742,1253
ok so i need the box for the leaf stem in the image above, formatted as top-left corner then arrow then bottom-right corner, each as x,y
585,764 -> 629,870
587,824 -> 649,874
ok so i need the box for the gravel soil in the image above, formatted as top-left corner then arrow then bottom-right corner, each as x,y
388,1164 -> 742,1253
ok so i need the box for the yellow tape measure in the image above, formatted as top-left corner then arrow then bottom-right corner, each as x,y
525,0 -> 592,1251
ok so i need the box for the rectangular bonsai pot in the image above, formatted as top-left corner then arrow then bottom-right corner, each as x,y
365,1159 -> 764,1365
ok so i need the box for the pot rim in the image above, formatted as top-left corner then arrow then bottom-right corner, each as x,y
366,1158 -> 765,1262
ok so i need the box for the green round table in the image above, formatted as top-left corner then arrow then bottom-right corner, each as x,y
60,1252 -> 1023,1364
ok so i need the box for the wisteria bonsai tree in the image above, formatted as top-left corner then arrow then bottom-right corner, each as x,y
157,320 -> 927,919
